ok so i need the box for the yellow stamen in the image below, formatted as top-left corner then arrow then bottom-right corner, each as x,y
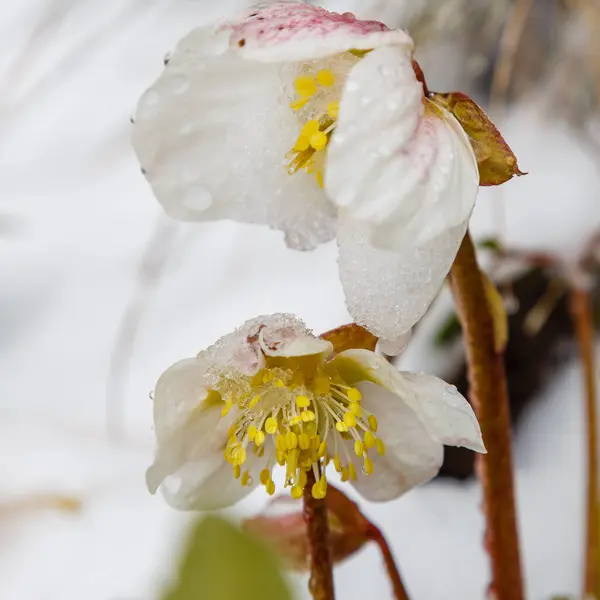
290,98 -> 308,111
315,171 -> 324,189
354,440 -> 364,457
318,440 -> 328,458
274,379 -> 285,388
309,131 -> 328,151
347,388 -> 362,402
265,417 -> 278,434
301,410 -> 316,422
233,465 -> 241,479
249,394 -> 261,409
333,454 -> 342,472
350,402 -> 362,417
368,415 -> 378,432
340,467 -> 349,482
301,120 -> 320,137
294,75 -> 317,97
285,431 -> 298,450
344,411 -> 357,428
316,69 -> 335,87
298,469 -> 308,489
247,425 -> 258,441
295,395 -> 311,408
327,101 -> 339,119
232,446 -> 247,466
336,421 -> 348,433
266,480 -> 276,495
348,463 -> 357,481
363,456 -> 374,475
255,430 -> 265,447
294,136 -> 310,152
260,469 -> 271,485
221,401 -> 233,417
291,485 -> 303,499
364,430 -> 376,449
241,470 -> 251,486
298,433 -> 311,450
376,439 -> 387,456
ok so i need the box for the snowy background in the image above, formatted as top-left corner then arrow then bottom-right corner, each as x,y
1,0 -> 599,599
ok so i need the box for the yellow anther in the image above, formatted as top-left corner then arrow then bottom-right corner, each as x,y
368,415 -> 378,432
291,485 -> 303,499
316,69 -> 335,87
298,433 -> 311,450
301,120 -> 320,137
340,467 -> 349,482
276,434 -> 286,451
262,371 -> 275,383
274,379 -> 285,388
266,480 -> 276,496
347,388 -> 362,402
241,470 -> 251,486
265,417 -> 278,434
286,449 -> 299,474
260,469 -> 271,485
313,377 -> 330,395
317,440 -> 328,458
295,75 -> 317,97
336,421 -> 348,433
348,463 -> 357,481
248,394 -> 261,409
315,171 -> 324,189
247,425 -> 258,441
298,469 -> 308,489
256,445 -> 265,457
285,431 -> 298,450
363,456 -> 374,475
293,136 -> 310,152
301,410 -> 316,422
290,98 -> 308,111
276,451 -> 286,466
305,421 -> 318,437
289,415 -> 302,426
232,446 -> 247,466
376,439 -> 386,456
364,430 -> 376,449
312,481 -> 326,499
350,402 -> 362,417
344,411 -> 357,428
228,424 -> 237,437
333,454 -> 342,472
327,101 -> 339,119
255,431 -> 266,447
221,401 -> 233,417
354,440 -> 364,457
295,395 -> 311,408
309,131 -> 328,151
233,465 -> 241,479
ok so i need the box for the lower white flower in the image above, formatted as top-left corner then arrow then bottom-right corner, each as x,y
131,1 -> 479,350
146,314 -> 485,510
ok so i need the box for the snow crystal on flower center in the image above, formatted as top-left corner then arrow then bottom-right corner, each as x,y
217,355 -> 385,499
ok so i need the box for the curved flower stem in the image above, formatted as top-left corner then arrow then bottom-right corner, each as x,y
303,471 -> 335,600
366,524 -> 410,600
449,231 -> 524,600
569,288 -> 599,598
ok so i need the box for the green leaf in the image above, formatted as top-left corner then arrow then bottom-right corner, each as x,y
163,516 -> 293,600
434,313 -> 462,347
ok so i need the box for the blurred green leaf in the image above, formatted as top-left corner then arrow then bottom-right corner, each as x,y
163,516 -> 293,600
477,237 -> 504,253
434,313 -> 462,347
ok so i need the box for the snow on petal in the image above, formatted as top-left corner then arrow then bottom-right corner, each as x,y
223,2 -> 412,63
259,325 -> 333,358
132,24 -> 336,251
326,44 -> 479,251
337,217 -> 468,348
349,381 -> 444,502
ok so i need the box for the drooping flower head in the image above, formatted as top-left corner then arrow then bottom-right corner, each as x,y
132,1 -> 481,350
147,315 -> 485,510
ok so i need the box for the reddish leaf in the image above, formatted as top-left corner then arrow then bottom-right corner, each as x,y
430,92 -> 525,186
320,323 -> 378,354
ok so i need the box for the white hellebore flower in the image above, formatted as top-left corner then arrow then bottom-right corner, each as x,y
146,314 -> 485,509
132,1 -> 479,350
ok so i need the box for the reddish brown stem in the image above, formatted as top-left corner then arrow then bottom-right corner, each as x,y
367,525 -> 410,600
449,231 -> 524,600
303,471 -> 335,600
569,288 -> 599,598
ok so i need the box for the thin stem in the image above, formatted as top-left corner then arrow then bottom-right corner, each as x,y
449,231 -> 524,600
367,524 -> 410,600
303,471 -> 335,600
569,288 -> 599,598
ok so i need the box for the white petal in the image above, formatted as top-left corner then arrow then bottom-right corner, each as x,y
333,349 -> 485,453
159,450 -> 264,511
326,45 -> 479,250
336,217 -> 468,346
349,381 -> 443,502
223,2 -> 413,63
152,358 -> 217,446
399,372 -> 486,453
132,26 -> 335,250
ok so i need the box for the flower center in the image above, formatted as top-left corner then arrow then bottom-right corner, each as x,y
216,357 -> 386,500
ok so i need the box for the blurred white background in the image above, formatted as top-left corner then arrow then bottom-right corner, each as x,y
1,0 -> 598,598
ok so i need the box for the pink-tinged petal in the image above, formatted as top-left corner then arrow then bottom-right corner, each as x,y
349,381 -> 443,501
223,2 -> 412,62
336,217 -> 468,347
132,26 -> 336,251
258,326 -> 333,358
326,45 -> 479,250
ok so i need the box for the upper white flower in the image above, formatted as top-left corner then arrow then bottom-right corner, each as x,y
132,1 -> 479,349
146,314 -> 485,510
